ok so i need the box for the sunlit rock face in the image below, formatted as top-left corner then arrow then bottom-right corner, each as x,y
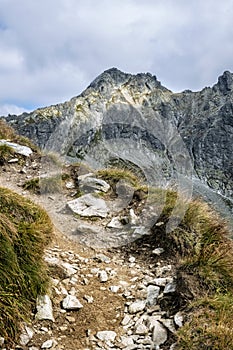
5,68 -> 233,200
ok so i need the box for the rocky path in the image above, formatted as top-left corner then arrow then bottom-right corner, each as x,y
0,160 -> 184,350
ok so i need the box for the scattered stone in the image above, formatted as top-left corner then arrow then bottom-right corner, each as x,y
95,253 -> 111,263
152,247 -> 164,255
110,285 -> 120,293
65,181 -> 75,189
84,295 -> 94,303
98,270 -> 108,282
79,174 -> 110,193
128,300 -> 146,314
67,193 -> 110,218
8,158 -> 19,163
41,339 -> 57,349
164,281 -> 176,294
35,295 -> 55,322
121,335 -> 134,346
174,312 -> 183,327
135,323 -> 148,335
96,330 -> 117,342
66,315 -> 76,323
121,314 -> 132,326
152,321 -> 168,346
61,262 -> 77,276
20,325 -> 34,346
62,295 -> 83,310
129,256 -> 136,263
160,318 -> 176,333
146,285 -> 160,306
40,326 -> 49,332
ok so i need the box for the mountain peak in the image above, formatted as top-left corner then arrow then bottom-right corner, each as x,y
215,70 -> 233,94
87,67 -> 167,95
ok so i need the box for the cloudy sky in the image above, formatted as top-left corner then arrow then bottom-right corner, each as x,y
0,0 -> 233,115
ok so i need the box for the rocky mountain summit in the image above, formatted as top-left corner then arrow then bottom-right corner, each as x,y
4,68 -> 233,203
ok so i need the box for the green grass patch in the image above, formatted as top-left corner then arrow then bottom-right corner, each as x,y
0,187 -> 53,345
177,293 -> 233,350
0,144 -> 15,165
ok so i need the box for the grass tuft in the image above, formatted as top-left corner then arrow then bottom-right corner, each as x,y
0,187 -> 53,345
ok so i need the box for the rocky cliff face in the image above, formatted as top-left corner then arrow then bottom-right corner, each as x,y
5,68 -> 233,201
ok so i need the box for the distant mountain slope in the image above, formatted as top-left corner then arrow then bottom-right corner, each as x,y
4,68 -> 233,200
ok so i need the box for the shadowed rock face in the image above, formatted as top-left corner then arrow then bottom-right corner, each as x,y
4,68 -> 233,199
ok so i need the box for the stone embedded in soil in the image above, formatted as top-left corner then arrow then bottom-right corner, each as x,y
160,318 -> 176,333
152,247 -> 164,255
35,295 -> 55,322
98,270 -> 108,282
67,193 -> 110,218
164,281 -> 177,294
135,323 -> 148,335
95,253 -> 111,263
41,339 -> 57,349
96,330 -> 117,342
0,140 -> 33,157
20,325 -> 34,346
146,285 -> 160,306
174,311 -> 184,327
128,300 -> 146,314
121,314 -> 132,326
62,295 -> 83,310
78,174 -> 111,193
152,320 -> 168,346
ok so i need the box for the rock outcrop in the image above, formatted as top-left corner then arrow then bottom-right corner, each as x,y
4,68 -> 233,200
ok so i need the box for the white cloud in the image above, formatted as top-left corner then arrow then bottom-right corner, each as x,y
0,0 -> 233,109
0,104 -> 30,116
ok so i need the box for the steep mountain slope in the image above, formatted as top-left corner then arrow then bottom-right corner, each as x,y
4,68 -> 233,201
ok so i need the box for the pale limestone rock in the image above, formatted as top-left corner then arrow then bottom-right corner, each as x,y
67,193 -> 109,218
0,140 -> 33,157
62,295 -> 83,310
174,312 -> 183,327
41,339 -> 57,349
98,270 -> 108,282
135,323 -> 148,335
35,295 -> 55,322
20,325 -> 34,346
96,330 -> 117,342
152,321 -> 168,346
128,300 -> 146,314
79,174 -> 110,193
146,285 -> 160,306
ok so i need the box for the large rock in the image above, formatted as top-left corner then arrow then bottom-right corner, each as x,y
78,174 -> 110,193
0,140 -> 33,157
67,193 -> 110,218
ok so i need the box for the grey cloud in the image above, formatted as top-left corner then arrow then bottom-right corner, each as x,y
1,0 -> 233,114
